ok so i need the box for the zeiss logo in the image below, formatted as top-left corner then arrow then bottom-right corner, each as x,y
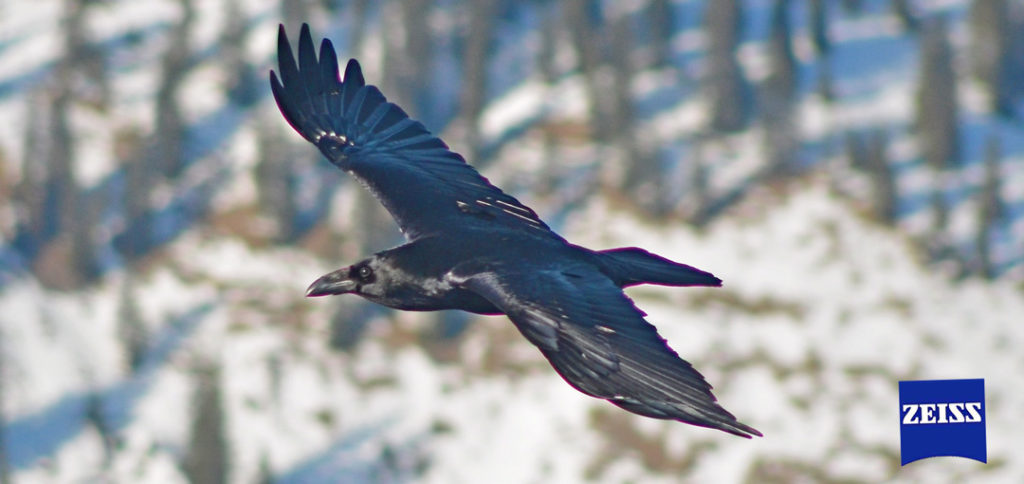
899,379 -> 986,465
902,402 -> 982,425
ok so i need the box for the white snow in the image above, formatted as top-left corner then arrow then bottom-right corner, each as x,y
2,0 -> 1023,483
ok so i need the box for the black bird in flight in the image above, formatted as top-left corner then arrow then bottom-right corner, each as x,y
270,24 -> 760,438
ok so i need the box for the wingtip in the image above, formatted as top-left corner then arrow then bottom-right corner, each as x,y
298,22 -> 313,51
729,422 -> 763,439
343,58 -> 364,86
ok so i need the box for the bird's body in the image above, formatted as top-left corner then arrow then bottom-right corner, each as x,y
272,24 -> 761,438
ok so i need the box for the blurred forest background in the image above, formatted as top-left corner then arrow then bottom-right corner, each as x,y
1,0 -> 1023,483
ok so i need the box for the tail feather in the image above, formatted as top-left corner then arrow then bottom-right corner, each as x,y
598,247 -> 722,288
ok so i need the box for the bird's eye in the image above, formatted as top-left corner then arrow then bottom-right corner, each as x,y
357,265 -> 373,281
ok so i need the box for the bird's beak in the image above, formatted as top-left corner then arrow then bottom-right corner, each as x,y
305,269 -> 357,297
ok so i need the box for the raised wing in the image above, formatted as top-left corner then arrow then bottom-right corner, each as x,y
452,263 -> 761,438
270,24 -> 558,241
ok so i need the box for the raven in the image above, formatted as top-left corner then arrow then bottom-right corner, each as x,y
271,24 -> 760,438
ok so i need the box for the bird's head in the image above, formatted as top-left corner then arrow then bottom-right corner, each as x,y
306,259 -> 382,298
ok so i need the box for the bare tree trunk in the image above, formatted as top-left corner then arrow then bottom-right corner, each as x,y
0,324 -> 10,484
976,134 -> 1006,278
916,17 -> 959,236
221,0 -> 259,107
118,274 -> 150,372
116,127 -> 152,261
183,362 -> 230,484
916,17 -> 960,172
254,121 -> 298,242
564,0 -> 608,140
704,0 -> 751,133
647,0 -> 677,68
459,0 -> 498,165
968,0 -> 1023,116
154,0 -> 195,179
866,129 -> 897,224
761,0 -> 798,177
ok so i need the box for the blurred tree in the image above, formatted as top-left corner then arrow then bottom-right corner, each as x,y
808,0 -> 830,56
969,0 -> 1023,117
351,185 -> 402,256
976,134 -> 1006,279
23,83 -> 96,289
809,0 -> 835,101
703,0 -> 751,133
221,0 -> 260,107
17,88 -> 58,244
916,17 -> 960,171
816,60 -> 835,102
329,300 -> 384,351
866,129 -> 897,224
69,190 -> 102,285
761,0 -> 798,177
458,0 -> 498,165
605,7 -> 652,201
840,0 -> 864,14
844,130 -> 868,171
684,137 -> 711,223
892,0 -> 920,31
51,9 -> 107,286
85,391 -> 116,468
565,0 -> 609,140
154,0 -> 195,179
844,129 -> 897,225
254,120 -> 299,242
765,0 -> 797,105
115,127 -> 153,262
536,3 -> 566,196
916,17 -> 959,234
45,89 -> 76,243
346,0 -> 371,55
182,362 -> 230,484
62,0 -> 110,110
0,150 -> 9,216
929,188 -> 949,238
382,0 -> 435,124
0,324 -> 9,484
647,0 -> 677,68
117,274 -> 150,372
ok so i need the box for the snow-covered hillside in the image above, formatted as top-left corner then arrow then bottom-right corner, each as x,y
4,182 -> 1023,483
2,0 -> 1023,483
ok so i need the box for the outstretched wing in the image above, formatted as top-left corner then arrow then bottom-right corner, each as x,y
270,24 -> 558,241
451,263 -> 761,438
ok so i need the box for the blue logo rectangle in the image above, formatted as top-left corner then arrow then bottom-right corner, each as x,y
899,378 -> 986,465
